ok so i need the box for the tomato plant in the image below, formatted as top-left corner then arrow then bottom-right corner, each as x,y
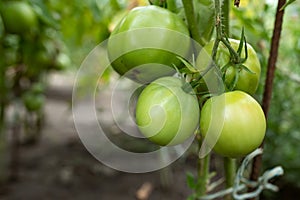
107,5 -> 191,83
200,90 -> 266,158
135,76 -> 199,146
0,1 -> 37,34
196,39 -> 261,95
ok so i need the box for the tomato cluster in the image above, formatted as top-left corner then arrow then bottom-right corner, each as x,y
0,1 -> 71,113
108,5 -> 266,157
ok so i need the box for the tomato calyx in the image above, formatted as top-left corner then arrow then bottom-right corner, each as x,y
216,29 -> 256,92
174,56 -> 206,95
149,0 -> 167,8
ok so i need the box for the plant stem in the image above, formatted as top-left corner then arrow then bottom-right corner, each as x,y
214,0 -> 239,63
182,0 -> 205,46
222,0 -> 230,37
221,2 -> 237,200
249,0 -> 286,197
0,35 -> 8,184
214,0 -> 222,41
181,0 -> 211,197
224,157 -> 236,200
167,0 -> 177,12
9,102 -> 21,181
197,148 -> 210,196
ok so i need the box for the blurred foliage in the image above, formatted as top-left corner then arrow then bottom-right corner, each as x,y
231,0 -> 300,188
1,0 -> 300,191
38,0 -> 148,69
38,0 -> 300,188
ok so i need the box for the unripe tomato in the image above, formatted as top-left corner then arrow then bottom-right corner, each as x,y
196,39 -> 261,95
107,5 -> 191,83
135,77 -> 199,146
52,52 -> 71,70
200,91 -> 266,158
30,82 -> 45,94
0,1 -> 37,34
35,50 -> 53,68
23,93 -> 45,112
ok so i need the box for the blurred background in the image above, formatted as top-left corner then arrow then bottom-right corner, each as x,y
0,0 -> 300,199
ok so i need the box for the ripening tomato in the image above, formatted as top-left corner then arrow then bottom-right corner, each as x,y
200,90 -> 266,158
107,5 -> 191,83
135,76 -> 199,146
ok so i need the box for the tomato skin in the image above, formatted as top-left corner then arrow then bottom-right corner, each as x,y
0,1 -> 37,34
196,39 -> 261,95
107,5 -> 191,83
135,76 -> 199,146
200,91 -> 266,158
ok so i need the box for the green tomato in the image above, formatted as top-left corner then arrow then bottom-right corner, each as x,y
107,5 -> 191,83
23,93 -> 45,112
0,1 -> 37,34
196,39 -> 261,95
200,91 -> 266,158
30,82 -> 45,95
52,52 -> 71,70
35,50 -> 53,68
24,50 -> 50,77
135,76 -> 199,146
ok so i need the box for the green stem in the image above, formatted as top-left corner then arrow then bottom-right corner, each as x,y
224,157 -> 236,200
182,0 -> 205,46
221,38 -> 240,62
167,0 -> 177,12
214,0 -> 222,40
222,0 -> 230,36
214,0 -> 239,63
197,149 -> 210,196
221,2 -> 237,199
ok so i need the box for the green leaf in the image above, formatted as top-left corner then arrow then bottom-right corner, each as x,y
177,56 -> 200,74
240,64 -> 255,74
237,28 -> 245,56
221,62 -> 232,81
228,69 -> 240,91
241,35 -> 248,63
186,172 -> 197,189
29,0 -> 59,29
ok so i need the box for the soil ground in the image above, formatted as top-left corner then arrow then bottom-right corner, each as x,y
0,73 -> 196,200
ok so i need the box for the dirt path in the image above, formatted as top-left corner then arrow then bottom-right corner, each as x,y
0,73 -> 195,200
